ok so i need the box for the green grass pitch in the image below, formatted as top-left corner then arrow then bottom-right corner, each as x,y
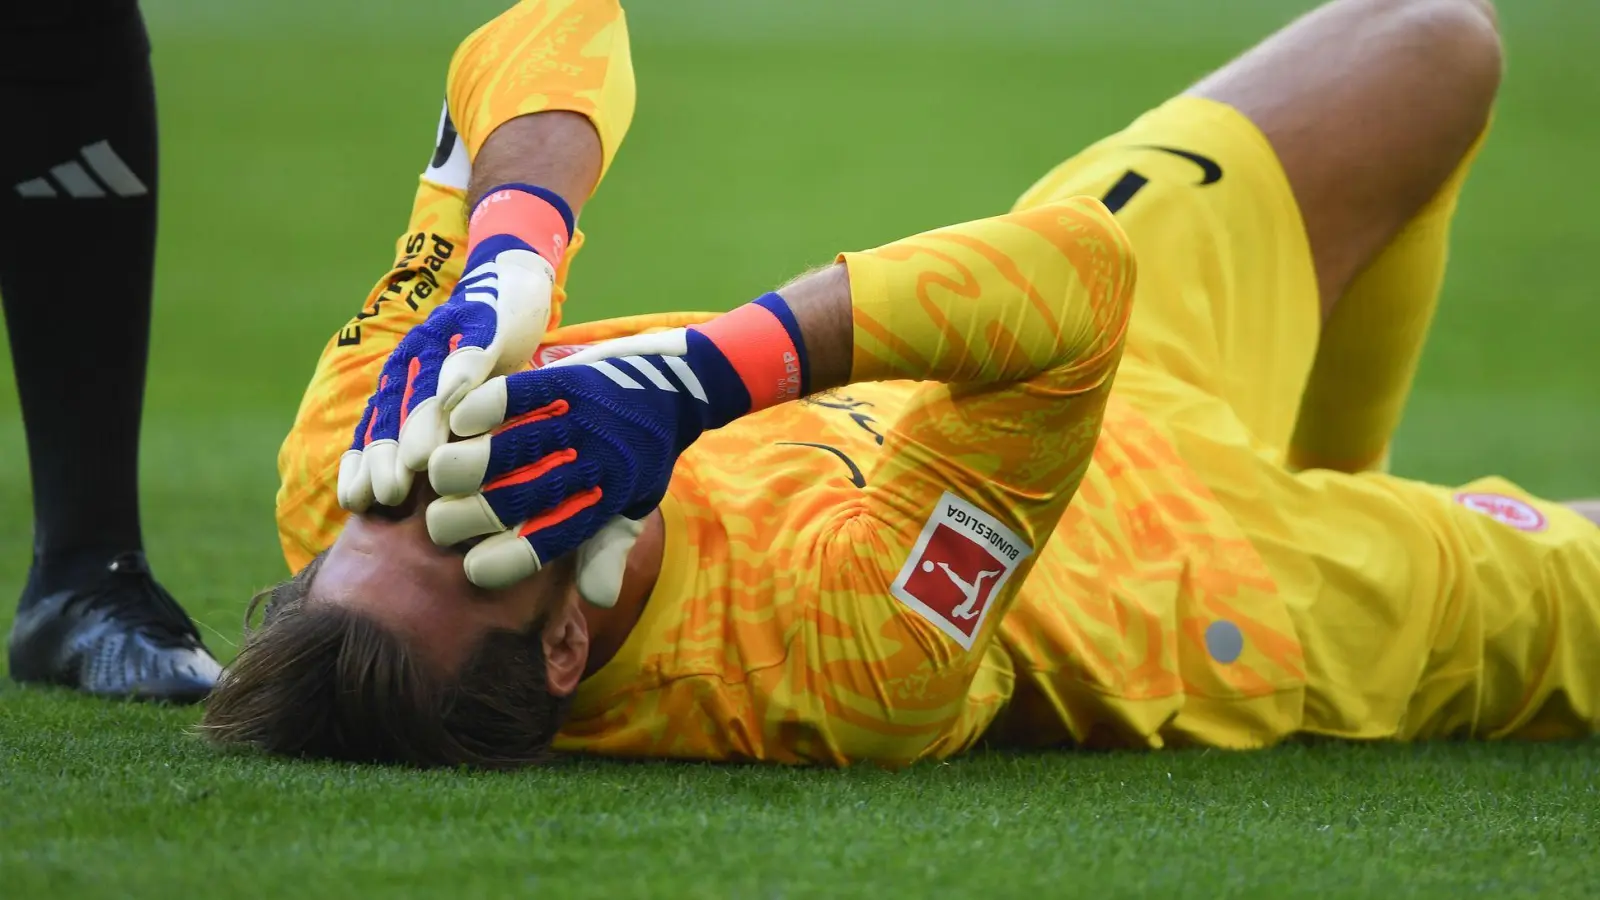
2,1 -> 1598,896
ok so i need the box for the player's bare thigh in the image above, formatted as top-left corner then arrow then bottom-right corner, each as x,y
1189,0 -> 1501,318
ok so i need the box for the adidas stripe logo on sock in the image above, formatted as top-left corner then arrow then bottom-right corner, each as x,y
13,140 -> 149,199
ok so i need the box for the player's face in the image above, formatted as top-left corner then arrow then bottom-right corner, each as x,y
309,484 -> 577,674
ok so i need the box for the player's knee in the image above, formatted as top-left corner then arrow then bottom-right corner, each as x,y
1457,0 -> 1499,34
1399,0 -> 1503,134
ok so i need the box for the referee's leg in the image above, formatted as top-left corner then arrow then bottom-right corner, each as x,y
2,1 -> 220,702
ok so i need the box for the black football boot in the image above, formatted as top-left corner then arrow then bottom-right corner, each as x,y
8,552 -> 221,704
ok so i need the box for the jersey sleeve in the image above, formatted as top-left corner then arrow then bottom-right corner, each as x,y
274,0 -> 637,573
844,197 -> 1137,551
446,0 -> 635,180
804,198 -> 1138,761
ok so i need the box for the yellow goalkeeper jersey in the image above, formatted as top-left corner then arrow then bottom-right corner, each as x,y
547,344 -> 1304,766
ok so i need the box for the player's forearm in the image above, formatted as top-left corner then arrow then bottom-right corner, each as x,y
467,111 -> 604,214
772,264 -> 855,395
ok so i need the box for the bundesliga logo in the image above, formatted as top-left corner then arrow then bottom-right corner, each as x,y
891,492 -> 1033,649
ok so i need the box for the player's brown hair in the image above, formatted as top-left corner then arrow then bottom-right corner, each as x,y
198,553 -> 569,769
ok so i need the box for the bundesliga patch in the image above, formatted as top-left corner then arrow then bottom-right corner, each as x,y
1454,491 -> 1548,533
890,492 -> 1033,650
533,343 -> 592,368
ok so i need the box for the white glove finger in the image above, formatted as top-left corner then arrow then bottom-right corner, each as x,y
488,248 -> 556,376
336,449 -> 374,513
463,526 -> 543,590
574,516 -> 646,609
449,375 -> 511,437
397,396 -> 450,473
428,434 -> 493,497
544,329 -> 690,369
366,440 -> 413,507
426,493 -> 507,547
436,347 -> 498,413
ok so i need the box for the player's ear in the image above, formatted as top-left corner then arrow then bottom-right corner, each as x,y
539,597 -> 589,697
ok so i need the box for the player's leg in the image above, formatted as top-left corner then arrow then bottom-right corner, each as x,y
1292,475 -> 1600,742
1012,0 -> 1501,460
1011,86 -> 1323,457
1285,134 -> 1486,474
1189,0 -> 1502,474
1155,400 -> 1600,743
1,1 -> 220,700
1190,0 -> 1500,313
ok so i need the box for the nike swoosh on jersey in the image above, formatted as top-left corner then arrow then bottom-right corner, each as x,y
1141,145 -> 1224,185
776,442 -> 866,489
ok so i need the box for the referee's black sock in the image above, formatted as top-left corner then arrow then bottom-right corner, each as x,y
0,3 -> 160,608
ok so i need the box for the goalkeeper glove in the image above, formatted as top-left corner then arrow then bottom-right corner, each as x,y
338,184 -> 574,512
425,293 -> 809,604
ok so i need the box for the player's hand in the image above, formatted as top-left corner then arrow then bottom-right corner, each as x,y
338,185 -> 573,512
423,329 -> 732,599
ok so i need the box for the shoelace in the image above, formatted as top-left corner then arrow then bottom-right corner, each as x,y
59,554 -> 207,651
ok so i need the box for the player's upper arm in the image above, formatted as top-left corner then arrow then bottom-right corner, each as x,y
445,0 -> 636,182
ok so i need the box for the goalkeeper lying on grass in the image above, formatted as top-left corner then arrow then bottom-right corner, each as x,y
204,0 -> 1600,769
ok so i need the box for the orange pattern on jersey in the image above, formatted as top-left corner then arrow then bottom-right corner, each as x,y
559,199 -> 1143,766
559,378 -> 1309,764
275,0 -> 635,572
991,386 -> 1307,751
